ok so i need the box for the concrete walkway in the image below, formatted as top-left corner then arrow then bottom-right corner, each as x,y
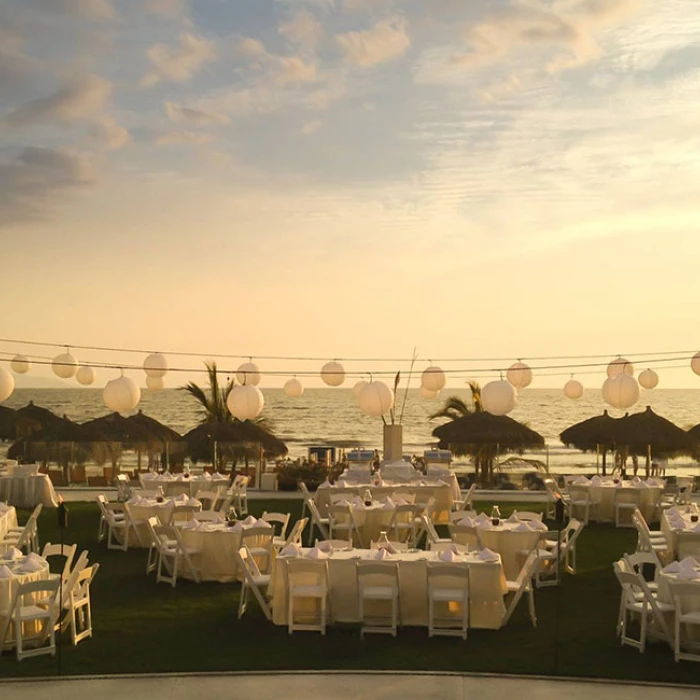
0,672 -> 698,700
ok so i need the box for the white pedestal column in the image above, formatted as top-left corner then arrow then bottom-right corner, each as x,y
383,424 -> 403,462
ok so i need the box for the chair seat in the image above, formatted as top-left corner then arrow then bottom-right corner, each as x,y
17,605 -> 53,620
616,503 -> 639,510
252,574 -> 270,586
361,586 -> 397,600
291,585 -> 325,597
627,600 -> 674,613
679,611 -> 700,623
505,581 -> 519,592
247,546 -> 271,556
430,588 -> 467,603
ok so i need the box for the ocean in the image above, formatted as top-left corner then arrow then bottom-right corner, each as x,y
3,387 -> 700,477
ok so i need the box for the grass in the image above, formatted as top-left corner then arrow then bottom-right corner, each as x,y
0,499 -> 698,685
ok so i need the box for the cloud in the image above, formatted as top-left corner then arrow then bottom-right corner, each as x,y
236,36 -> 319,85
235,37 -> 267,59
141,34 -> 216,86
0,50 -> 34,93
90,116 -> 130,150
156,130 -> 213,145
300,119 -> 322,135
144,0 -> 187,18
336,17 -> 410,67
5,75 -> 112,126
26,0 -> 118,22
450,0 -> 641,73
165,102 -> 230,125
279,10 -> 324,48
0,146 -> 94,226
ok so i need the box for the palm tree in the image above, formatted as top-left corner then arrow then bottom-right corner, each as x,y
429,382 -> 499,486
180,362 -> 233,424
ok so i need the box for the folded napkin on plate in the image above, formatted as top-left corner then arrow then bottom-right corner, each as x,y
162,472 -> 174,480
19,557 -> 44,573
254,519 -> 273,528
662,561 -> 681,574
395,498 -> 408,506
646,478 -> 662,486
2,547 -> 23,560
0,564 -> 14,579
337,498 -> 352,507
590,476 -> 602,486
506,512 -> 521,523
187,497 -> 201,507
202,472 -> 212,480
175,474 -> 185,481
475,513 -> 491,525
242,515 -> 257,526
336,480 -> 348,488
198,522 -> 219,532
680,556 -> 700,569
174,493 -> 189,503
692,523 -> 700,532
669,518 -> 686,530
458,517 -> 476,528
477,547 -> 499,562
514,522 -> 533,532
372,548 -> 392,560
279,543 -> 301,558
667,507 -> 680,517
529,520 -> 549,532
230,522 -> 245,532
440,549 -> 459,562
306,546 -> 329,560
573,476 -> 590,485
631,476 -> 642,483
382,497 -> 395,511
129,496 -> 143,505
637,481 -> 649,489
353,496 -> 365,507
676,568 -> 700,580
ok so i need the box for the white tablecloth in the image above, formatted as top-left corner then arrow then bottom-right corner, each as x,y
658,566 -> 700,643
476,523 -> 543,580
316,482 -> 454,523
0,556 -> 50,649
0,506 -> 18,542
269,548 -> 507,630
569,481 -> 661,523
124,497 -> 202,546
0,475 -> 58,509
661,508 -> 700,560
139,472 -> 228,497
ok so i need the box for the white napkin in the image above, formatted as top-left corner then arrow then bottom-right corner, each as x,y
254,519 -> 273,528
458,517 -> 476,528
337,498 -> 351,507
2,547 -> 23,560
19,556 -> 44,573
279,544 -> 301,558
475,513 -> 491,525
632,476 -> 641,483
306,546 -> 329,560
129,496 -> 143,505
395,498 -> 408,506
590,476 -> 602,486
336,480 -> 348,488
243,515 -> 257,526
353,496 -> 365,507
680,556 -> 700,569
440,549 -> 459,562
646,478 -> 662,486
0,564 -> 14,578
230,522 -> 245,532
372,548 -> 392,560
198,522 -> 218,532
318,479 -> 331,489
180,519 -> 198,530
187,497 -> 201,507
175,474 -> 185,481
203,472 -> 212,480
573,476 -> 590,485
514,522 -> 533,532
692,523 -> 700,532
477,547 -> 499,562
382,497 -> 395,511
667,507 -> 680,517
614,481 -> 623,489
175,493 -> 189,503
676,568 -> 700,580
162,471 -> 174,480
506,512 -> 521,523
637,481 -> 649,489
316,540 -> 335,553
669,518 -> 686,530
662,561 -> 681,574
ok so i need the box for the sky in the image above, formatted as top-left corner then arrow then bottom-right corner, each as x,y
1,0 -> 700,390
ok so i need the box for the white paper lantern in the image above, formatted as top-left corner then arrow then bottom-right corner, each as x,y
638,368 -> 659,390
691,352 -> 700,376
103,374 -> 141,414
563,379 -> 584,400
353,380 -> 368,397
227,384 -> 264,420
11,354 -> 31,374
481,379 -> 517,416
420,385 -> 439,400
321,361 -> 345,387
421,365 -> 446,392
607,357 -> 634,378
506,361 -> 533,389
236,361 -> 261,386
284,378 -> 304,398
146,376 -> 164,391
52,351 -> 78,379
602,374 -> 639,410
359,381 -> 394,417
76,366 -> 97,386
0,367 -> 14,402
144,352 -> 168,378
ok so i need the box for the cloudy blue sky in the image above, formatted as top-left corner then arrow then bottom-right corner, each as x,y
2,0 -> 700,389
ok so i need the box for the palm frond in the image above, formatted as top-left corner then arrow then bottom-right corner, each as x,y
429,396 -> 472,421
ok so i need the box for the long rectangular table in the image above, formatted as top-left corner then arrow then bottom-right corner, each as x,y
268,548 -> 507,630
0,475 -> 58,508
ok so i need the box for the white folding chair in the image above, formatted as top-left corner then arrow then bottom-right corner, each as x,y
261,512 -> 291,548
276,518 -> 308,551
613,563 -> 672,653
66,563 -> 99,645
632,511 -> 668,559
670,582 -> 700,663
194,487 -> 223,511
154,524 -> 201,587
96,494 -> 123,543
543,478 -> 570,520
2,515 -> 39,554
241,526 -> 274,575
328,504 -> 363,547
449,524 -> 482,550
623,550 -> 662,594
232,476 -> 249,516
5,504 -> 43,538
299,481 -> 312,521
427,563 -> 470,639
534,518 -> 584,586
454,483 -> 476,512
144,516 -> 164,575
7,578 -> 60,660
306,499 -> 330,545
388,504 -> 422,545
503,549 -> 538,628
286,558 -> 329,635
218,491 -> 237,520
614,488 -> 641,528
41,542 -> 77,585
567,485 -> 599,525
236,545 -> 272,621
390,492 -> 416,504
357,561 -> 400,638
421,515 -> 452,550
115,474 -> 132,502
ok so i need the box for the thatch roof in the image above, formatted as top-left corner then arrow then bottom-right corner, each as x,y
183,420 -> 288,457
432,412 -> 545,451
15,402 -> 64,431
559,410 -> 620,452
127,410 -> 181,443
81,413 -> 154,445
615,406 -> 694,457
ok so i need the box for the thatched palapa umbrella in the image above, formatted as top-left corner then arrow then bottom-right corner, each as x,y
127,410 -> 182,469
15,401 -> 65,432
559,410 -> 621,476
0,405 -> 42,441
432,412 -> 544,486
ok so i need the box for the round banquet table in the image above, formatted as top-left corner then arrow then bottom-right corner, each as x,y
0,475 -> 58,508
0,505 -> 19,543
0,556 -> 51,649
124,497 -> 202,546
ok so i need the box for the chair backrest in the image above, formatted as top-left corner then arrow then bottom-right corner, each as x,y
153,524 -> 179,550
421,515 -> 442,544
71,564 -> 96,603
260,512 -> 291,537
614,487 -> 641,504
632,510 -> 655,552
217,492 -> 236,519
623,551 -> 662,582
102,502 -> 126,526
356,561 -> 399,588
145,516 -> 161,549
391,504 -> 422,523
562,518 -> 583,545
61,550 -> 90,608
284,518 -> 308,547
427,563 -> 470,590
391,492 -> 416,504
41,542 -> 77,581
12,578 -> 60,613
236,545 -> 264,580
286,558 -> 328,593
449,524 -> 481,549
298,482 -> 311,499
306,498 -> 325,524
13,516 -> 37,550
30,503 -> 44,521
512,511 -> 543,522
195,488 -> 222,511
241,526 -> 274,549
568,485 -> 590,500
450,510 -> 478,523
514,549 -> 539,588
330,489 -> 358,504
328,503 -> 356,527
462,483 -> 477,503
420,496 -> 437,519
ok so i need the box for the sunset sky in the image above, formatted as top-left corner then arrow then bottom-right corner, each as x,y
2,0 -> 700,389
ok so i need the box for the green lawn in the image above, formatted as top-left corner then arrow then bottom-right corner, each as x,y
1,500 -> 698,685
